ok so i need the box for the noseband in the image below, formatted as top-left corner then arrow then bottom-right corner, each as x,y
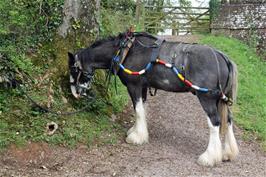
70,59 -> 94,89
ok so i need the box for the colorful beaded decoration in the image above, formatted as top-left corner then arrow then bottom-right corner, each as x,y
113,55 -> 209,93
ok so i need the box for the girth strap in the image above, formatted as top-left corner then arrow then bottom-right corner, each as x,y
150,39 -> 165,63
148,39 -> 164,96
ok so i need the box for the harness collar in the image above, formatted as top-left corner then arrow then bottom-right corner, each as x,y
112,36 -> 136,74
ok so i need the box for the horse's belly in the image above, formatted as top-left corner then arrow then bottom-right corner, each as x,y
147,69 -> 189,92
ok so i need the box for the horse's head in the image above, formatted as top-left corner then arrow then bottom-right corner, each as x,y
68,52 -> 94,99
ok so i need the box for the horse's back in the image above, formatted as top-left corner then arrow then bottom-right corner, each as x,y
169,43 -> 231,90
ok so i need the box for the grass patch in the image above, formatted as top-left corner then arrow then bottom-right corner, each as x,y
0,77 -> 128,150
200,35 -> 266,149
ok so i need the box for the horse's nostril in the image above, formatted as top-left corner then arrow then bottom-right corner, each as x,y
81,92 -> 87,96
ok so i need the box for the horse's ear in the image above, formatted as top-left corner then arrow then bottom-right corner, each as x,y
118,33 -> 124,39
115,33 -> 124,46
68,52 -> 75,66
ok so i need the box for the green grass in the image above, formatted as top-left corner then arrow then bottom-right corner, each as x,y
0,78 -> 128,150
200,35 -> 266,148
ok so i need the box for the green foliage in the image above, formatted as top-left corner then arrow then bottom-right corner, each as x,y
100,0 -> 136,36
107,78 -> 129,113
200,35 -> 266,148
101,0 -> 136,12
0,0 -> 64,43
0,0 -> 64,85
179,0 -> 192,7
0,0 -> 130,150
247,24 -> 260,50
143,0 -> 168,34
209,0 -> 221,21
100,8 -> 135,36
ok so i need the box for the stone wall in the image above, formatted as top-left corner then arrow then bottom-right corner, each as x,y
211,2 -> 266,58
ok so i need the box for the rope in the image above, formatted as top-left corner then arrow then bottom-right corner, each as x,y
16,82 -> 95,116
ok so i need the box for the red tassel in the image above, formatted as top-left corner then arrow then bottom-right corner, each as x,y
131,72 -> 139,75
184,80 -> 192,87
158,60 -> 166,65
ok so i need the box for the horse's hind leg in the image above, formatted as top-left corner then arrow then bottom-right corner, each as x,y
126,85 -> 148,145
197,96 -> 222,166
223,108 -> 239,161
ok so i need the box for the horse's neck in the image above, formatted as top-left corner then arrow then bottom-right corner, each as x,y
91,42 -> 116,69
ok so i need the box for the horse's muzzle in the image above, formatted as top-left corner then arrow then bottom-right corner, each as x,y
69,70 -> 94,99
70,82 -> 92,99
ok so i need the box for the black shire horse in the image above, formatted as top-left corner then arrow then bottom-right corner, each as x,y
68,32 -> 239,166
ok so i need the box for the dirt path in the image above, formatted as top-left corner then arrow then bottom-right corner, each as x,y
1,36 -> 265,177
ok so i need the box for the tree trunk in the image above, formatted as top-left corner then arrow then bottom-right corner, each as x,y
58,0 -> 100,42
53,0 -> 100,77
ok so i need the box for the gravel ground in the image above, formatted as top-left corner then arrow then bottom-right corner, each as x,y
1,92 -> 265,177
0,36 -> 265,177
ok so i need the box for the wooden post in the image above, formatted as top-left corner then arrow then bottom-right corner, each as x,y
135,0 -> 141,24
172,20 -> 179,35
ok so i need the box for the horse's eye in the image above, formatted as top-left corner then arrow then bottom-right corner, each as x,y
83,71 -> 89,75
83,70 -> 94,76
83,72 -> 89,78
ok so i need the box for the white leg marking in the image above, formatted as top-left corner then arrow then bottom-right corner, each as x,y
70,75 -> 75,83
126,99 -> 148,145
198,118 -> 222,167
126,126 -> 134,136
223,122 -> 239,161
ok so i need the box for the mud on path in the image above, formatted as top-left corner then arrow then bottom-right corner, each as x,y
1,36 -> 265,177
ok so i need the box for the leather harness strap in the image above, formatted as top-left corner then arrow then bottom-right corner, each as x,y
113,37 -> 135,74
121,37 -> 135,65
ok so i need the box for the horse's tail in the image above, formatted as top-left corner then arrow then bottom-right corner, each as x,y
218,100 -> 228,135
229,60 -> 238,103
218,52 -> 238,135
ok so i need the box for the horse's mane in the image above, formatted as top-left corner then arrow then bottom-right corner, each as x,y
90,32 -> 157,48
133,32 -> 158,40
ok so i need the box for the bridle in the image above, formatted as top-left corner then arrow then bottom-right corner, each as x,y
70,56 -> 95,90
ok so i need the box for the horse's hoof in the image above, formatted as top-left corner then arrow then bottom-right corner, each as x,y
197,151 -> 222,167
127,126 -> 135,136
197,153 -> 215,167
222,148 -> 239,161
222,154 -> 230,162
126,130 -> 148,145
222,137 -> 239,161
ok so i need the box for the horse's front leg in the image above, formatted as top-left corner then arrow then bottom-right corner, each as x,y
126,85 -> 148,145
